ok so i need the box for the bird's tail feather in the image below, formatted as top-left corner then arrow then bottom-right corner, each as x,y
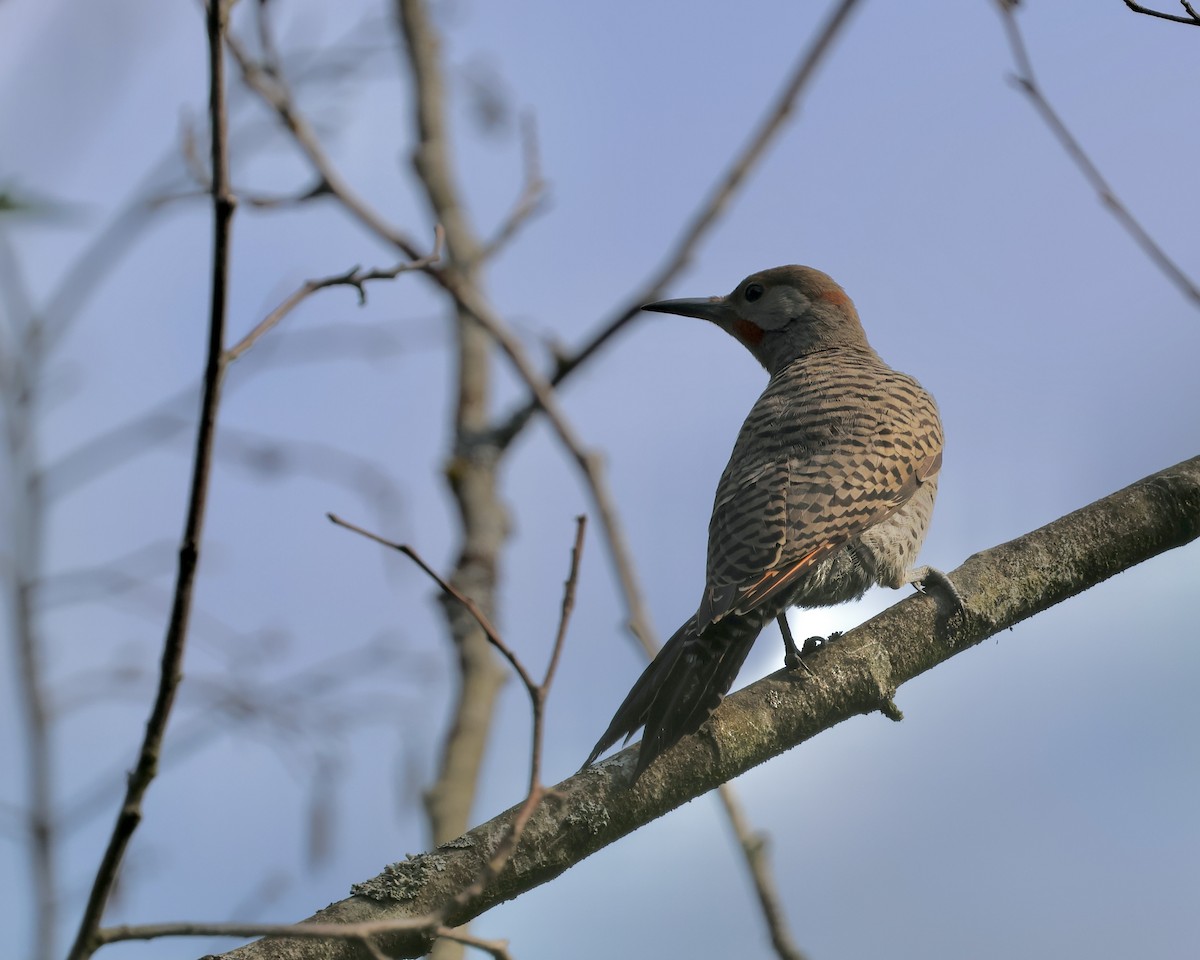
585,614 -> 763,781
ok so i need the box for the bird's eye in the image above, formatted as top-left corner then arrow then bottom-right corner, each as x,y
744,283 -> 764,302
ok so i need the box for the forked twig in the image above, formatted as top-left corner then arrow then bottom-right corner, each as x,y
1122,0 -> 1200,25
479,115 -> 548,264
225,225 -> 443,363
91,516 -> 587,955
326,512 -> 586,926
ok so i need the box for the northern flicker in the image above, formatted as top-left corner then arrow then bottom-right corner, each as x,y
587,265 -> 957,781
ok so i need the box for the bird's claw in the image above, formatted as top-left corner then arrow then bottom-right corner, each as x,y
784,631 -> 841,673
912,566 -> 965,613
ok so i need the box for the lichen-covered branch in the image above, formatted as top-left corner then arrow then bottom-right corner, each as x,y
191,454 -> 1198,959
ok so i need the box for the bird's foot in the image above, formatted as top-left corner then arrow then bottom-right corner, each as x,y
778,614 -> 814,674
783,630 -> 842,671
909,565 -> 964,613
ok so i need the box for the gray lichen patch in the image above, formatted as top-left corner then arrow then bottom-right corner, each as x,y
351,852 -> 447,902
564,796 -> 610,837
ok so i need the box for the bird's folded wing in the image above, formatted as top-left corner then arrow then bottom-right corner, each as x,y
698,446 -> 939,627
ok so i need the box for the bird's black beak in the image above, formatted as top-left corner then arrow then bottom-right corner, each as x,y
641,295 -> 729,325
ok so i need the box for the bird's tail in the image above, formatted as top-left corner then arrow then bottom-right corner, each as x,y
585,613 -> 764,781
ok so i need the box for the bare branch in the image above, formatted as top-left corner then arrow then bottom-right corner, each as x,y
65,4 -> 236,956
998,2 -> 1200,305
437,276 -> 663,654
1122,0 -> 1200,24
493,0 -> 867,445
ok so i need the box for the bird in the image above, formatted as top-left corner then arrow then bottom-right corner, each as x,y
586,265 -> 958,782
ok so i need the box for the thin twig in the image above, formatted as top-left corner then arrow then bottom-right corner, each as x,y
716,785 -> 810,960
1122,0 -> 1200,24
435,927 -> 514,960
178,115 -> 332,209
478,115 -> 548,264
998,2 -> 1200,305
493,0 -> 867,446
326,514 -> 531,689
0,234 -> 57,960
224,29 -> 427,260
225,225 -> 443,363
155,182 -> 331,209
65,4 -> 236,957
94,918 -> 465,946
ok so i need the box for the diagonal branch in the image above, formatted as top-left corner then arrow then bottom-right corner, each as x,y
106,454 -> 1200,958
492,0 -> 866,447
997,1 -> 1200,306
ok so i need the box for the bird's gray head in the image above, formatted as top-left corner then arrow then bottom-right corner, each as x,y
642,265 -> 871,374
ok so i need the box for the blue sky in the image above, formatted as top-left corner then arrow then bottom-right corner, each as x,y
1,1 -> 1198,958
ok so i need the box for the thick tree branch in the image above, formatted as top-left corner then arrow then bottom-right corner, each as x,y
179,454 -> 1199,959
